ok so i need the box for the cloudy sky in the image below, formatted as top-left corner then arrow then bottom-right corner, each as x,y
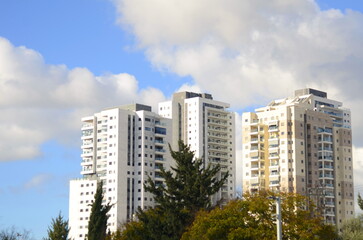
1,0 -> 363,238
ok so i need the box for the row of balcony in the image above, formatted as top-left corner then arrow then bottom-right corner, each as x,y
208,112 -> 229,119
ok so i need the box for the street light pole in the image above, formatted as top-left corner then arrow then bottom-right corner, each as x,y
276,197 -> 282,240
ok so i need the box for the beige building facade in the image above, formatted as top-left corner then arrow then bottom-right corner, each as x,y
242,88 -> 354,229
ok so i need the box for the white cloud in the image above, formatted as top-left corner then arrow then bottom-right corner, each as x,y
0,37 -> 166,161
114,0 -> 363,148
23,174 -> 53,191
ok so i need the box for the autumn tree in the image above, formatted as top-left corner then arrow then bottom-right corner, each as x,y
182,191 -> 338,240
119,140 -> 228,240
87,181 -> 113,240
44,212 -> 69,240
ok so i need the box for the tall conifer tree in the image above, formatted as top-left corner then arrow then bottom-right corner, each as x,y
44,212 -> 69,240
87,181 -> 113,240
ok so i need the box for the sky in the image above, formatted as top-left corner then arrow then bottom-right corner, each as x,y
1,0 -> 363,238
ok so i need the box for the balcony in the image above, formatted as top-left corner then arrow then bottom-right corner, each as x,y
81,150 -> 93,157
155,121 -> 167,126
318,155 -> 334,161
318,128 -> 333,134
208,126 -> 228,132
208,119 -> 228,126
250,119 -> 259,126
250,146 -> 259,151
269,154 -> 279,160
251,164 -> 259,170
81,123 -> 93,129
81,166 -> 94,175
318,137 -> 333,143
268,136 -> 278,141
81,158 -> 93,166
325,201 -> 335,207
319,173 -> 334,179
154,139 -> 165,145
269,180 -> 280,186
269,144 -> 279,149
155,148 -> 166,153
208,112 -> 228,120
208,138 -> 228,145
250,129 -> 259,135
318,147 -> 333,152
319,164 -> 334,170
208,132 -> 228,139
268,126 -> 278,132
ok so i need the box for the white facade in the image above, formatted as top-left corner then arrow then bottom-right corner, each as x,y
69,104 -> 172,240
159,92 -> 236,203
242,88 -> 354,229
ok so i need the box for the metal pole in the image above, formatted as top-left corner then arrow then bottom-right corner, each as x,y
276,197 -> 282,240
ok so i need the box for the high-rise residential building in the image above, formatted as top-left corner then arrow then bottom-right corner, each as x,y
69,104 -> 172,240
158,92 -> 236,203
242,88 -> 354,229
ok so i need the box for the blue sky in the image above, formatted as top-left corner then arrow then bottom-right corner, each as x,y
1,0 -> 363,238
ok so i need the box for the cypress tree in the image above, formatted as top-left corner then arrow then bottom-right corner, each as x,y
87,181 -> 113,240
358,193 -> 363,210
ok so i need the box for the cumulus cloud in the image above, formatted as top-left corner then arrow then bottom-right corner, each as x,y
114,0 -> 363,149
0,37 -> 166,161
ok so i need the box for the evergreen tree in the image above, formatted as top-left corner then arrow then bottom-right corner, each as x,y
358,193 -> 363,210
87,181 -> 113,240
120,140 -> 228,240
44,212 -> 69,240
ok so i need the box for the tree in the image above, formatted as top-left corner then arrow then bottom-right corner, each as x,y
44,212 -> 69,240
182,191 -> 338,240
358,193 -> 363,210
87,181 -> 113,240
340,215 -> 363,240
119,140 -> 228,240
0,227 -> 32,240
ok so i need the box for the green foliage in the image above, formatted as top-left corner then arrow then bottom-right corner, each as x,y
340,215 -> 363,240
119,140 -> 228,240
44,212 -> 69,240
87,181 -> 113,240
182,191 -> 338,240
358,193 -> 363,211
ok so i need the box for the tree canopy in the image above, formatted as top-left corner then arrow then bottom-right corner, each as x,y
119,140 -> 228,240
181,191 -> 338,240
87,181 -> 113,240
340,215 -> 363,240
44,212 -> 69,240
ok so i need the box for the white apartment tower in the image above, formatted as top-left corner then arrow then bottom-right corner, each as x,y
159,92 -> 236,203
69,104 -> 172,240
242,88 -> 354,229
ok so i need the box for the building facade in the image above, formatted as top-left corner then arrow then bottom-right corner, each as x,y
158,92 -> 236,203
69,104 -> 172,240
242,88 -> 354,229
